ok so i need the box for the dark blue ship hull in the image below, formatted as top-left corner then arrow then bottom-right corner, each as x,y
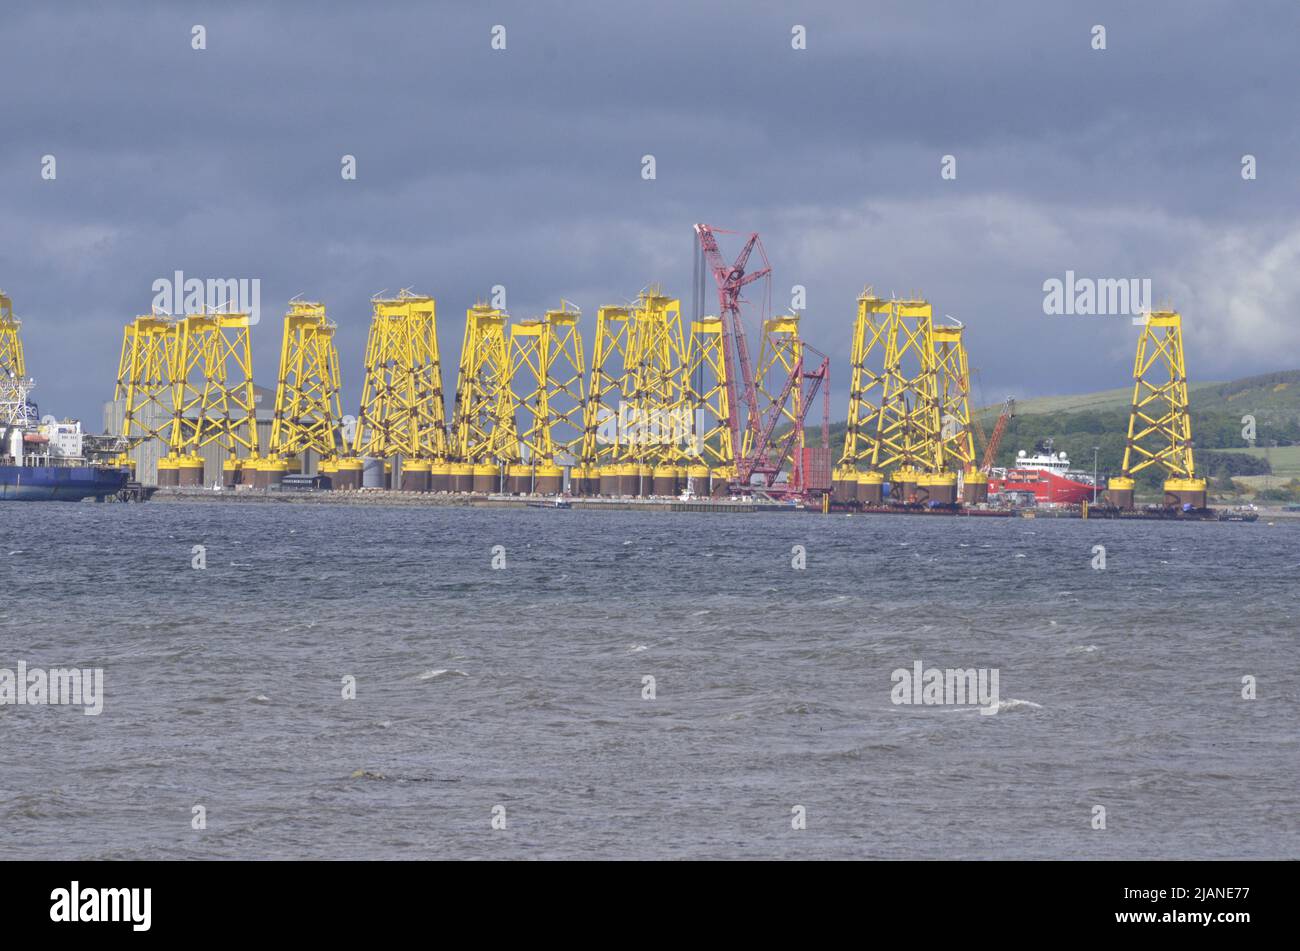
0,465 -> 130,501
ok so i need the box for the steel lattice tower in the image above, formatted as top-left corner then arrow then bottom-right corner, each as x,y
932,319 -> 987,503
581,305 -> 635,494
834,291 -> 892,502
1108,309 -> 1206,509
627,289 -> 687,496
680,314 -> 733,495
932,320 -> 976,471
498,304 -> 587,496
267,300 -> 348,488
351,291 -> 446,490
506,318 -> 549,492
539,302 -> 586,494
0,291 -> 26,380
407,293 -> 449,483
166,310 -> 261,486
115,315 -> 179,477
870,297 -> 953,504
450,303 -> 512,493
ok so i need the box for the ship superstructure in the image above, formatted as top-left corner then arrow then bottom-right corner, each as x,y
987,439 -> 1097,505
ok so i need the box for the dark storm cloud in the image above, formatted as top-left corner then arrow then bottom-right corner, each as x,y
1,0 -> 1298,421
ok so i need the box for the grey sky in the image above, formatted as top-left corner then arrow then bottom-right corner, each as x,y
2,1 -> 1298,423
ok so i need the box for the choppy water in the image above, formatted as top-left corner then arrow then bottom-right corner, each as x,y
1,502 -> 1296,859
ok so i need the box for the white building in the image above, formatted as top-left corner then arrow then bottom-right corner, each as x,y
40,418 -> 84,458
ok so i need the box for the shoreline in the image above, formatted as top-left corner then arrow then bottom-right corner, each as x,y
136,488 -> 1300,521
145,488 -> 799,513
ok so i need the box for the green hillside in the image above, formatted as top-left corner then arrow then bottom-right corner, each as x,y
809,368 -> 1300,501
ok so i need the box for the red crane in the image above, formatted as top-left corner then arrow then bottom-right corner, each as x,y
693,223 -> 831,495
980,397 -> 1016,473
693,224 -> 768,465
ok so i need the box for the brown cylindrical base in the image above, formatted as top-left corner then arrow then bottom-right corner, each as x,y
177,464 -> 204,487
222,465 -> 241,488
472,467 -> 500,494
400,470 -> 430,492
963,482 -> 989,504
254,467 -> 285,489
832,477 -> 855,503
450,465 -> 474,493
599,469 -> 619,497
332,464 -> 362,491
652,474 -> 676,497
856,481 -> 882,505
1108,488 -> 1134,510
1166,488 -> 1206,509
927,482 -> 957,505
684,466 -> 709,497
535,475 -> 561,495
895,481 -> 917,503
429,465 -> 451,493
618,469 -> 638,497
156,464 -> 178,487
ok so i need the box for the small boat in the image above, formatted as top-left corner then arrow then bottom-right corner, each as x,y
526,499 -> 571,509
1217,508 -> 1259,522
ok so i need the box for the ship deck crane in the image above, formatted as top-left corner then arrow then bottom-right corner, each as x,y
980,396 -> 1015,473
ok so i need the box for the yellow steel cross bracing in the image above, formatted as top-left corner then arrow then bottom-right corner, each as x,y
353,294 -> 421,459
543,302 -> 586,464
581,305 -> 634,467
932,321 -> 976,472
451,304 -> 513,465
169,311 -> 261,461
626,289 -> 687,467
509,319 -> 552,464
747,314 -> 805,465
350,291 -> 446,461
1121,309 -> 1198,480
117,315 -> 179,448
838,291 -> 892,470
168,315 -> 207,454
407,294 -> 448,460
0,291 -> 26,379
871,298 -> 943,473
270,301 -> 344,460
680,316 -> 733,468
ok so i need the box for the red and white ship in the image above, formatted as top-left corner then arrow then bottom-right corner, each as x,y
988,439 -> 1097,505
